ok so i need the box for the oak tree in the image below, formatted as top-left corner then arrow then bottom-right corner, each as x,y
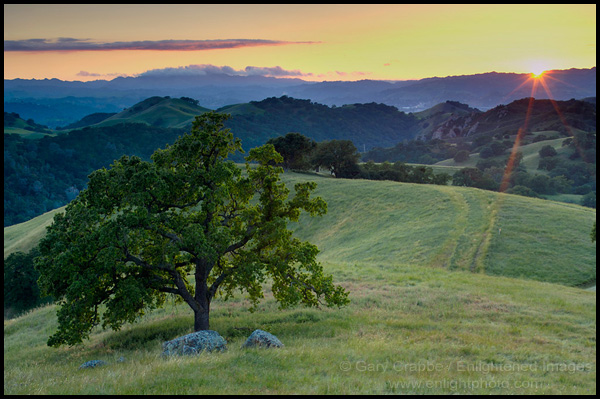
35,112 -> 348,347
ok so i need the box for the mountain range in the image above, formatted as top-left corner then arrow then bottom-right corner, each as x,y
4,67 -> 596,128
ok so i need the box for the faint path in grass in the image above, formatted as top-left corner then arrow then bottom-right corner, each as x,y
429,186 -> 497,273
427,186 -> 468,269
469,191 -> 500,273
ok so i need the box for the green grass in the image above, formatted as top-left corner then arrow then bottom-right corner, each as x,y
3,206 -> 66,259
434,134 -> 569,175
4,264 -> 596,394
216,103 -> 266,116
94,98 -> 212,129
287,173 -> 595,286
4,172 -> 596,394
4,127 -> 56,139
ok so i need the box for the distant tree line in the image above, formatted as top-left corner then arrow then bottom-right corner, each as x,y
366,130 -> 595,207
225,96 -> 419,151
266,132 -> 451,185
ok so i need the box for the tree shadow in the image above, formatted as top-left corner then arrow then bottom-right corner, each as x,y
101,315 -> 193,350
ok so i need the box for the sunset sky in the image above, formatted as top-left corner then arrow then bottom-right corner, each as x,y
3,4 -> 596,82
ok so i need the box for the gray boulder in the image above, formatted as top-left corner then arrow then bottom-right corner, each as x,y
79,360 -> 108,369
162,330 -> 227,356
241,329 -> 284,349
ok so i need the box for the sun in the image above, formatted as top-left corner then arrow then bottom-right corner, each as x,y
527,61 -> 549,79
531,69 -> 546,79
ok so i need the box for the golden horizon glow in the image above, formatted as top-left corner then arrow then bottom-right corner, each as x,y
531,70 -> 546,79
3,4 -> 597,82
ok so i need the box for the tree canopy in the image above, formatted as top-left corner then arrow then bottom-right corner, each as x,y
35,112 -> 348,347
266,132 -> 316,170
312,139 -> 361,178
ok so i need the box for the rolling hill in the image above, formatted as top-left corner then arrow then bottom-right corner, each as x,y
416,98 -> 596,141
4,111 -> 54,139
3,171 -> 596,394
87,96 -> 212,129
5,172 -> 595,286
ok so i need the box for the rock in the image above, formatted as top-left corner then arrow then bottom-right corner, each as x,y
241,329 -> 284,349
79,360 -> 108,369
162,330 -> 227,356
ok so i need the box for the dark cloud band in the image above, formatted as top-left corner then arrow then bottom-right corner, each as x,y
4,38 -> 318,52
139,64 -> 314,78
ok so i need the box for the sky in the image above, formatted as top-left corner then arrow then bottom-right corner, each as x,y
3,4 -> 596,82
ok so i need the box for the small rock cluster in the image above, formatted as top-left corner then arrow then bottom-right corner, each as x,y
79,359 -> 108,369
78,356 -> 125,370
162,330 -> 228,356
80,329 -> 282,369
161,329 -> 283,356
241,329 -> 284,349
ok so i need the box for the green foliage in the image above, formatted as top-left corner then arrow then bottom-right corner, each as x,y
4,111 -> 52,133
34,112 -> 348,347
4,123 -> 186,226
539,144 -> 558,158
505,185 -> 540,198
453,149 -> 470,163
580,191 -> 596,208
4,247 -> 52,318
224,96 -> 419,151
266,132 -> 316,170
452,168 -> 499,191
364,138 -> 460,164
312,140 -> 361,178
359,161 -> 450,186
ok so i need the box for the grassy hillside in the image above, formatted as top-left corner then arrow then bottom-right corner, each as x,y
216,102 -> 266,116
286,173 -> 595,286
3,206 -> 65,259
434,134 -> 570,173
94,97 -> 211,129
4,111 -> 55,138
4,173 -> 596,394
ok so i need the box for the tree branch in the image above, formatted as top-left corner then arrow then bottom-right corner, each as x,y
124,251 -> 204,312
208,266 -> 238,301
224,225 -> 257,254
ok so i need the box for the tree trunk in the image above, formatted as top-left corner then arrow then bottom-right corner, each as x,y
194,269 -> 211,331
194,306 -> 210,331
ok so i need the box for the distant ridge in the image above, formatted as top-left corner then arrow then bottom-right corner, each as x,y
5,67 -> 595,127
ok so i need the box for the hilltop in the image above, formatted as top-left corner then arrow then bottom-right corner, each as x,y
4,111 -> 53,139
4,172 -> 596,394
416,97 -> 596,141
90,96 -> 212,129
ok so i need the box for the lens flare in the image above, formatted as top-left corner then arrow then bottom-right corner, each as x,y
531,70 -> 545,78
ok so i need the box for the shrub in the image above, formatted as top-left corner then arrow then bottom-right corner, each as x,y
453,150 -> 470,163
